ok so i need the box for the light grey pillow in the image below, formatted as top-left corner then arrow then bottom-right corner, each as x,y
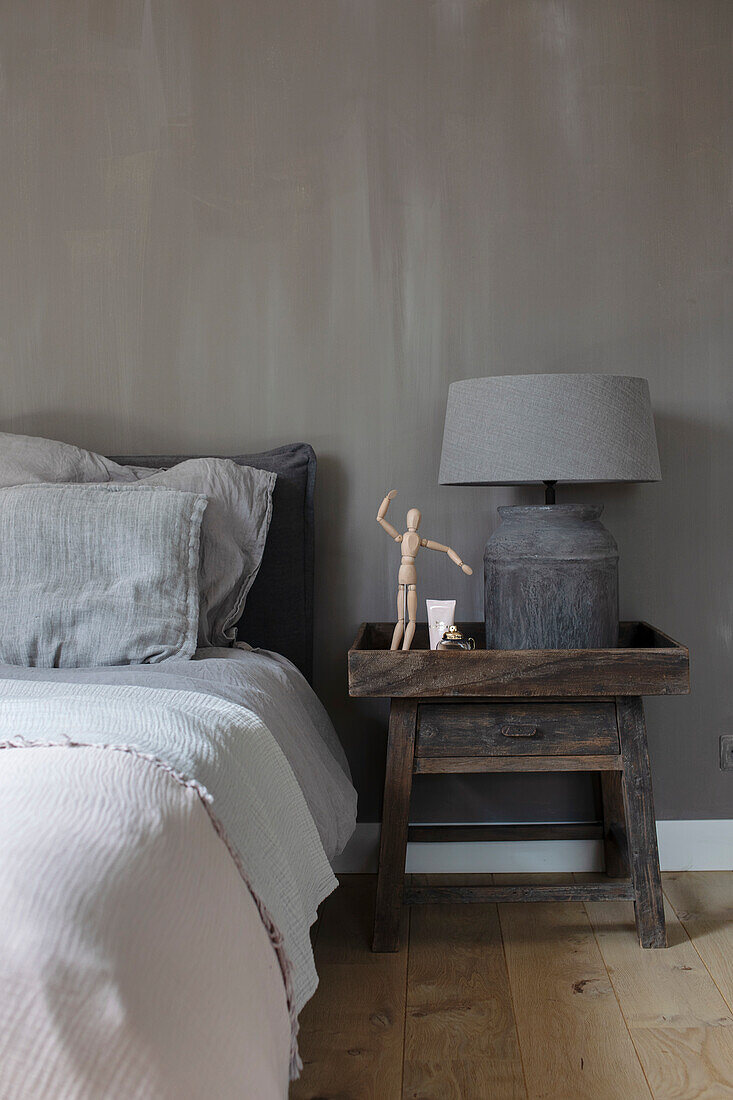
120,459 -> 275,646
0,484 -> 207,668
0,431 -> 127,488
0,432 -> 276,647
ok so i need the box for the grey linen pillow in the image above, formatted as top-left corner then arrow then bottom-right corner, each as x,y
121,459 -> 275,646
0,484 -> 207,667
0,433 -> 275,647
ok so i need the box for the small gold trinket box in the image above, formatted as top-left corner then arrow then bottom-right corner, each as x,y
437,625 -> 476,651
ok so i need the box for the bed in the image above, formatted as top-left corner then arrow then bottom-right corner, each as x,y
0,440 -> 356,1100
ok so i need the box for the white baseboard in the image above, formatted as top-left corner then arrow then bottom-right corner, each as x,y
332,821 -> 733,874
656,820 -> 733,872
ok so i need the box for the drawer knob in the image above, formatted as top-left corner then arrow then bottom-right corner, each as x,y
501,725 -> 540,739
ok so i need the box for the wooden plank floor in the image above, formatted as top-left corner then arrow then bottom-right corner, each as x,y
292,872 -> 733,1100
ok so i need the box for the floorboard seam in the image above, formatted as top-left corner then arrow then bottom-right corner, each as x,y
495,898 -> 531,1099
662,882 -> 733,1017
580,889 -> 654,1099
399,904 -> 411,1100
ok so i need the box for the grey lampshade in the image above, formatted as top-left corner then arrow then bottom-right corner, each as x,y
439,374 -> 661,485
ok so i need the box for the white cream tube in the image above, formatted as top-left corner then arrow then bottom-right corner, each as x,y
426,599 -> 456,650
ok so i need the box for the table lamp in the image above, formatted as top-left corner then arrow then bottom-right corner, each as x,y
439,374 -> 661,649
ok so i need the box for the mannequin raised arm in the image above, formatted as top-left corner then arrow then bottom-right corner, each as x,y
421,537 -> 473,575
376,489 -> 402,542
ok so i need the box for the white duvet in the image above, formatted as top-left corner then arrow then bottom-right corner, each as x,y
0,649 -> 357,1099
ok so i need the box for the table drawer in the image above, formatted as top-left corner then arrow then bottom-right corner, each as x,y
416,702 -> 619,757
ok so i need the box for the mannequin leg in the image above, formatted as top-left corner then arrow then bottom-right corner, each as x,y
402,585 -> 417,651
391,586 -> 405,650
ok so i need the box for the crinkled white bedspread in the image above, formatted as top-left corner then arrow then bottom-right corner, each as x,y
0,649 -> 357,1098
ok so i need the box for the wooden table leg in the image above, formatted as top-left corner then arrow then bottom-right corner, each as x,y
373,699 -> 417,952
617,696 -> 666,948
601,770 -> 630,878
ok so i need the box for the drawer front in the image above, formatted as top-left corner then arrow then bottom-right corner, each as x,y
416,702 -> 619,757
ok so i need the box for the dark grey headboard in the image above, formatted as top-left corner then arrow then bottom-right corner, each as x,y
111,443 -> 316,682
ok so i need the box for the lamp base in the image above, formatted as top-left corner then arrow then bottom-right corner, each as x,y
484,504 -> 619,650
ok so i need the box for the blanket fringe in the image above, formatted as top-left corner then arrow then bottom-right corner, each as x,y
0,737 -> 304,1079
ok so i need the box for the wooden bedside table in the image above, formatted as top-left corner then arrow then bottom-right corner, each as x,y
348,621 -> 689,953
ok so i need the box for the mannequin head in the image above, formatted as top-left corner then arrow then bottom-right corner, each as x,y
406,508 -> 421,531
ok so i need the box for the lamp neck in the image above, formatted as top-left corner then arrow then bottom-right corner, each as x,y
543,480 -> 557,505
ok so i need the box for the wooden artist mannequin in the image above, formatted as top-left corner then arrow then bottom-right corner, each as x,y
377,490 -> 473,651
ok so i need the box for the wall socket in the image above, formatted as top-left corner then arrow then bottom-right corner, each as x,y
720,735 -> 733,771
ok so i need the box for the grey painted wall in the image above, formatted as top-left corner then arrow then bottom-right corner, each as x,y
1,1 -> 731,822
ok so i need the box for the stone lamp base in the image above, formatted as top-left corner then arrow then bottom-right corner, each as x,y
484,504 -> 619,650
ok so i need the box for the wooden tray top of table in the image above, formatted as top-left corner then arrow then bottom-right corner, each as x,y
349,621 -> 689,698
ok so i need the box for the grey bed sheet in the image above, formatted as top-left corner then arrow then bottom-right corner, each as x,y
0,647 -> 356,863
